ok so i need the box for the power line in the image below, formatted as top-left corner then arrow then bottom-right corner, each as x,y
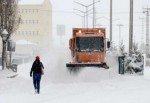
39,9 -> 143,14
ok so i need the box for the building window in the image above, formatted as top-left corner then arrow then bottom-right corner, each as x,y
32,20 -> 34,24
25,9 -> 27,13
22,9 -> 24,13
18,31 -> 20,35
21,20 -> 23,24
25,20 -> 27,24
22,31 -> 24,35
29,9 -> 31,13
25,31 -> 27,35
37,31 -> 39,35
29,31 -> 31,35
37,20 -> 38,24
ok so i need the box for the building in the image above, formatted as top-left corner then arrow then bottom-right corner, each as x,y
12,0 -> 52,55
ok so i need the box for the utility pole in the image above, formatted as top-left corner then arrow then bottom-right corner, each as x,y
139,17 -> 145,52
129,0 -> 133,55
143,8 -> 150,58
110,0 -> 112,43
93,0 -> 95,28
117,24 -> 124,47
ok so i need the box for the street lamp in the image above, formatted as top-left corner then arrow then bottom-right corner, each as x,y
1,29 -> 8,41
74,8 -> 93,27
117,24 -> 124,47
1,29 -> 8,70
74,0 -> 100,28
129,0 -> 133,55
73,9 -> 86,27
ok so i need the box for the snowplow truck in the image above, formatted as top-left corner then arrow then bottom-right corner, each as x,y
66,28 -> 110,69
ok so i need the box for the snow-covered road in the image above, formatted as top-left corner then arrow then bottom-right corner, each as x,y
0,48 -> 150,103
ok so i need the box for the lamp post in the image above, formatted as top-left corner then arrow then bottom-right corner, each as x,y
1,29 -> 8,40
74,9 -> 86,27
74,1 -> 91,28
7,39 -> 15,68
1,29 -> 8,70
117,24 -> 124,47
74,0 -> 100,28
129,0 -> 133,55
74,8 -> 93,27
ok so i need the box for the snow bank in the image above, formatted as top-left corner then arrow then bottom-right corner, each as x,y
144,67 -> 150,80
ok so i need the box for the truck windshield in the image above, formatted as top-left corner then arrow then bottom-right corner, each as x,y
76,37 -> 104,52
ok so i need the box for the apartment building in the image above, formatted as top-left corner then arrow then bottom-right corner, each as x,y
12,0 -> 52,55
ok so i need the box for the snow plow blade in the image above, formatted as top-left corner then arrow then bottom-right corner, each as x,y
66,63 -> 109,69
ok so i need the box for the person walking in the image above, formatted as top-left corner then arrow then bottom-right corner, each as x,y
30,56 -> 44,94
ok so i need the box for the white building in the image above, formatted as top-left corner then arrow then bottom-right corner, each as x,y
13,0 -> 52,55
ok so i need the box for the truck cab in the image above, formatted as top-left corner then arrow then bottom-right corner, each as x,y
66,28 -> 109,69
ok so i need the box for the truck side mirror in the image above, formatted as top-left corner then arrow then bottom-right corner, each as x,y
69,39 -> 73,50
107,41 -> 110,48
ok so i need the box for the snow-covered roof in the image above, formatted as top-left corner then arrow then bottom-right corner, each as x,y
16,40 -> 37,45
19,0 -> 44,5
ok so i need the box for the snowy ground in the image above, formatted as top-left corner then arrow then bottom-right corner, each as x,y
0,48 -> 150,103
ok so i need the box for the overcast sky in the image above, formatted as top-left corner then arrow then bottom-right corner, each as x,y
19,0 -> 150,50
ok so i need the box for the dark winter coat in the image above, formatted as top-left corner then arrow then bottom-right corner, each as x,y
30,60 -> 44,76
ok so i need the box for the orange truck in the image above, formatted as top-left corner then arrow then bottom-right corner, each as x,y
66,28 -> 110,69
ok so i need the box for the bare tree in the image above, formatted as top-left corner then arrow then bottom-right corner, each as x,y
0,0 -> 21,70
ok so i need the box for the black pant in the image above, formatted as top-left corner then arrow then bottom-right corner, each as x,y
33,73 -> 41,93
